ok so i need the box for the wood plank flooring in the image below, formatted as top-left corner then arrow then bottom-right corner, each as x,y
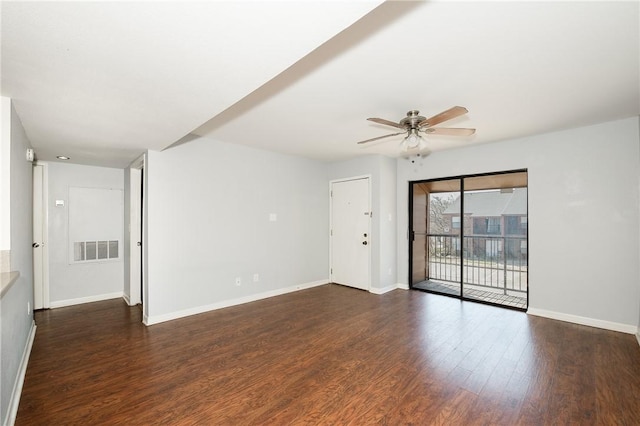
16,284 -> 640,425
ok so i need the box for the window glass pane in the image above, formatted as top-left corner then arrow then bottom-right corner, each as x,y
487,217 -> 500,234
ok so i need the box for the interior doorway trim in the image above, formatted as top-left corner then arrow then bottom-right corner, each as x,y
33,161 -> 50,309
127,154 -> 145,314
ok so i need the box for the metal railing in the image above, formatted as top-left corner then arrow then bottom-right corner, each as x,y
427,234 -> 527,294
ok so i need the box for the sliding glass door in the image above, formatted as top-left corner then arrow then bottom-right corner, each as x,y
411,178 -> 461,297
409,170 -> 528,310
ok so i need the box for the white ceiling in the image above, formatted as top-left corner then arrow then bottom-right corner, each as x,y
2,1 -> 639,168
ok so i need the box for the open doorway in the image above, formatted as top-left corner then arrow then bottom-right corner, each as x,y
127,155 -> 144,314
409,170 -> 528,310
32,162 -> 49,309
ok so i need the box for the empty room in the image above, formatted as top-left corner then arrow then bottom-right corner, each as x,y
1,1 -> 639,425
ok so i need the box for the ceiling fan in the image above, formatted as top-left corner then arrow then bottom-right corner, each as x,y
357,106 -> 475,152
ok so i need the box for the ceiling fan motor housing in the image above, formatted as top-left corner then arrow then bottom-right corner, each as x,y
399,110 -> 426,129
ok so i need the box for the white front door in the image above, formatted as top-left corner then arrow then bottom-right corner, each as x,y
330,177 -> 370,290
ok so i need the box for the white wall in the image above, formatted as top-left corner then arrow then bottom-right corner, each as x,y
1,100 -> 35,426
1,97 -> 11,255
378,156 -> 398,290
397,117 -> 640,331
328,154 -> 397,292
144,137 -> 329,324
47,162 -> 124,306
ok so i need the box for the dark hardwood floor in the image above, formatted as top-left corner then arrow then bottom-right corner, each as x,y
16,284 -> 640,425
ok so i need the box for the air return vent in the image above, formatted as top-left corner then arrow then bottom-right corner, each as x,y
73,240 -> 119,262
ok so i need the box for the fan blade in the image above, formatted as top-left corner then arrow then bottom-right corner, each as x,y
423,127 -> 476,136
367,117 -> 405,129
419,106 -> 468,127
357,131 -> 406,145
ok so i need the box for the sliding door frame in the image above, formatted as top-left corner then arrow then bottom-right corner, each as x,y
408,168 -> 529,310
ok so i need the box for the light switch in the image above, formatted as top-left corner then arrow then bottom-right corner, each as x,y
269,213 -> 277,222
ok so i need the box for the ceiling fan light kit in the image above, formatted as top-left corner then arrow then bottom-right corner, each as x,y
400,128 -> 425,151
357,106 -> 476,153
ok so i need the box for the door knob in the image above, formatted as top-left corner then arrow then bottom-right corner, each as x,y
362,241 -> 368,245
32,243 -> 40,248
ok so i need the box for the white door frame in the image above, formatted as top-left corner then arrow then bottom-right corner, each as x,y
329,175 -> 372,291
127,154 -> 145,308
33,161 -> 50,309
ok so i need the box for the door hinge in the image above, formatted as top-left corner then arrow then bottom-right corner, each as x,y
330,229 -> 333,236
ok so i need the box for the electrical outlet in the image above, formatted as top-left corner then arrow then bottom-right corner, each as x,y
253,273 -> 259,283
235,277 -> 242,286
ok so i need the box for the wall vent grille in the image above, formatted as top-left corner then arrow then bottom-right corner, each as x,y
73,240 -> 119,262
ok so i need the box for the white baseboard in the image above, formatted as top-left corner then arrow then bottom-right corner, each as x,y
527,307 -> 638,335
50,292 -> 123,309
144,280 -> 329,326
122,293 -> 132,306
369,284 -> 398,295
5,321 -> 36,426
396,283 -> 409,290
636,332 -> 640,348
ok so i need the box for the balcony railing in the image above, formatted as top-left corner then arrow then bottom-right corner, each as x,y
427,234 -> 527,295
